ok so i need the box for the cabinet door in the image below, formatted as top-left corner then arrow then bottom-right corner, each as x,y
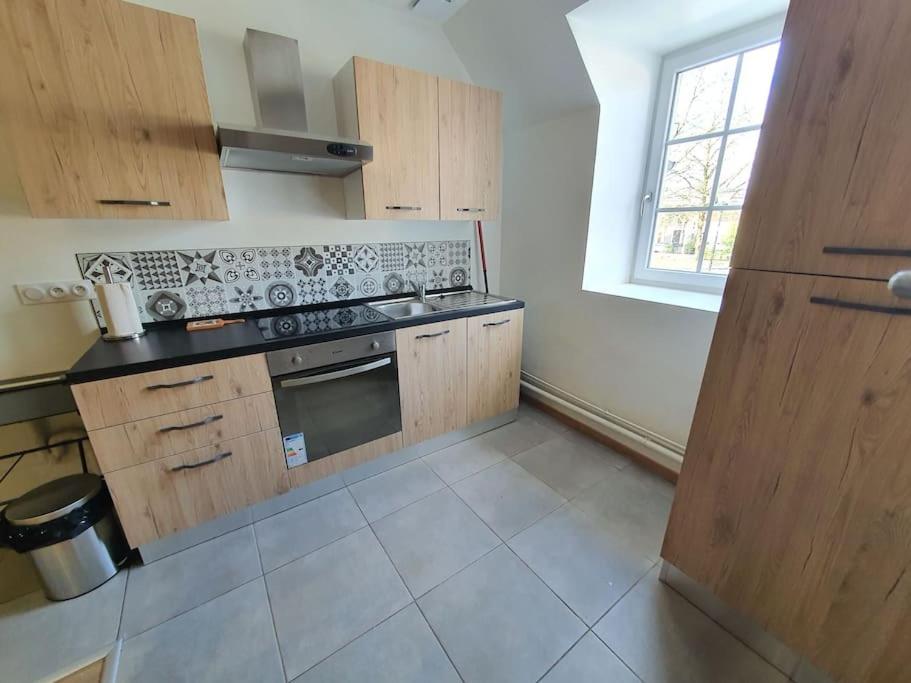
354,57 -> 440,220
0,0 -> 227,220
732,0 -> 911,279
439,79 -> 502,221
467,310 -> 522,423
396,319 -> 467,446
663,268 -> 911,683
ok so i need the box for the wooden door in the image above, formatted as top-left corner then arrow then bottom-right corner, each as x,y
396,319 -> 467,446
439,79 -> 502,221
354,57 -> 440,220
732,0 -> 911,280
466,310 -> 522,423
662,268 -> 911,683
0,0 -> 227,220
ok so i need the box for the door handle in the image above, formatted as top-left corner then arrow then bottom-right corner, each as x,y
640,192 -> 654,218
169,451 -> 232,472
279,357 -> 392,388
158,414 -> 223,433
385,206 -> 422,211
146,375 -> 214,391
888,271 -> 911,299
99,199 -> 171,207
415,330 -> 450,340
483,319 -> 510,328
456,208 -> 486,213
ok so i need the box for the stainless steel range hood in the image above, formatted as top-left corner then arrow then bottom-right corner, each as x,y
217,29 -> 372,177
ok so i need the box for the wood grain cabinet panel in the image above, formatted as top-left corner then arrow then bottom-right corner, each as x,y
106,428 -> 290,548
662,268 -> 911,683
732,0 -> 911,279
466,310 -> 522,423
71,355 -> 272,430
396,319 -> 468,447
439,79 -> 502,221
335,57 -> 440,220
0,0 -> 227,220
89,392 -> 278,472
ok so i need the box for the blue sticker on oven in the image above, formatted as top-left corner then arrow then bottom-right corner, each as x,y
283,432 -> 309,468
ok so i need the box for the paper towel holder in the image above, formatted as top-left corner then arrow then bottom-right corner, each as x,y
101,266 -> 146,343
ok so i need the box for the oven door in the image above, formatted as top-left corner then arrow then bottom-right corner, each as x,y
271,353 -> 401,467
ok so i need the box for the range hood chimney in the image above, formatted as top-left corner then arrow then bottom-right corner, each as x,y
217,29 -> 372,177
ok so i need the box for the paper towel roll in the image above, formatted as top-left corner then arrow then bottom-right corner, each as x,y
96,282 -> 144,339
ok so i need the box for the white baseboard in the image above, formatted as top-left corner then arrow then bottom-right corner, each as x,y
520,373 -> 684,474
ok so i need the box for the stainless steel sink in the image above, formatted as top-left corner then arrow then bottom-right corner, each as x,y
369,300 -> 438,319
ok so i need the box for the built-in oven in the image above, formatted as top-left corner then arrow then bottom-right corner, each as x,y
266,332 -> 401,468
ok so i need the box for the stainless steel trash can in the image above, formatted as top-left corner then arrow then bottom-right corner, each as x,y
1,474 -> 129,600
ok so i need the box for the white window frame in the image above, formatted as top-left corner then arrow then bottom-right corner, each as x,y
633,17 -> 785,294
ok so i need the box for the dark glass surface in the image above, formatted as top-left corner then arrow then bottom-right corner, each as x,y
257,305 -> 391,340
272,354 -> 402,462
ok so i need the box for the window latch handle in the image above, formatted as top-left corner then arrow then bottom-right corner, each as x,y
640,192 -> 654,218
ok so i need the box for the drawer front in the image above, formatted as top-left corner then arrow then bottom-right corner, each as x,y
72,354 -> 271,430
90,393 -> 278,473
106,429 -> 290,548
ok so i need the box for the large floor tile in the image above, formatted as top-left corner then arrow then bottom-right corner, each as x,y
509,505 -> 655,625
419,546 -> 585,683
254,488 -> 366,572
118,578 -> 284,683
266,527 -> 412,679
514,436 -> 624,499
347,460 -> 445,522
542,632 -> 639,683
293,605 -> 459,683
594,568 -> 788,683
121,526 -> 261,638
453,459 -> 565,539
422,435 -> 507,484
481,415 -> 560,457
373,488 -> 500,596
518,401 -> 572,435
572,465 -> 673,561
0,570 -> 126,683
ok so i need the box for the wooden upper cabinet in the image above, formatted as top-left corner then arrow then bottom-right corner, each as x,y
335,57 -> 440,220
663,268 -> 911,683
0,0 -> 227,220
466,310 -> 522,423
396,319 -> 468,446
439,79 -> 502,221
732,0 -> 911,279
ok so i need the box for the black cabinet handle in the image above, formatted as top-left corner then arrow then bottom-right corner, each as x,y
483,319 -> 510,328
456,208 -> 486,213
416,330 -> 450,340
823,246 -> 911,258
809,296 -> 911,317
385,206 -> 422,211
158,414 -> 224,434
98,199 -> 171,207
169,451 -> 232,472
146,375 -> 214,391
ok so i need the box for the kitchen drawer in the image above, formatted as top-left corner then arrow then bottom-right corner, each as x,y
106,428 -> 290,547
72,355 -> 272,430
90,393 -> 278,473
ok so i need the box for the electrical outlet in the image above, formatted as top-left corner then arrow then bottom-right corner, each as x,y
16,280 -> 95,305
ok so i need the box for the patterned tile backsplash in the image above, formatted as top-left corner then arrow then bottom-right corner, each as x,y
77,240 -> 471,327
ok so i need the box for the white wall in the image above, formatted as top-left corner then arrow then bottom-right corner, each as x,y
0,0 -> 497,381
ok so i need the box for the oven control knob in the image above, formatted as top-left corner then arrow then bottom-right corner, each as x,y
370,341 -> 380,350
291,354 -> 303,366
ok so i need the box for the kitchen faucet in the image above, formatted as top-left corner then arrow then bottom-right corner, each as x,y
408,279 -> 426,302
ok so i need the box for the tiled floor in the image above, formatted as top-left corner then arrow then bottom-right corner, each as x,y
0,402 -> 791,683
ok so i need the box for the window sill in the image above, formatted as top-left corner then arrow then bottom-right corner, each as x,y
585,282 -> 722,313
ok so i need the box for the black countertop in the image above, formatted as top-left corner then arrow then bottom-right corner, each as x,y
67,292 -> 525,384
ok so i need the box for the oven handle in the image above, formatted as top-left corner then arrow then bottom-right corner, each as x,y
278,357 -> 392,388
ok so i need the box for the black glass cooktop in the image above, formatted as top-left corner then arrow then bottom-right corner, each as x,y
256,305 -> 392,340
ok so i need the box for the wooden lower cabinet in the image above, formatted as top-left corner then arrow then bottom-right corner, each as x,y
662,269 -> 911,683
397,319 -> 468,447
467,310 -> 523,423
106,429 -> 290,547
288,432 -> 404,489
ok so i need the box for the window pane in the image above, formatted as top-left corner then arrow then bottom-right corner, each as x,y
701,210 -> 741,274
669,56 -> 737,140
731,43 -> 780,128
715,130 -> 761,206
649,211 -> 708,272
658,138 -> 723,208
